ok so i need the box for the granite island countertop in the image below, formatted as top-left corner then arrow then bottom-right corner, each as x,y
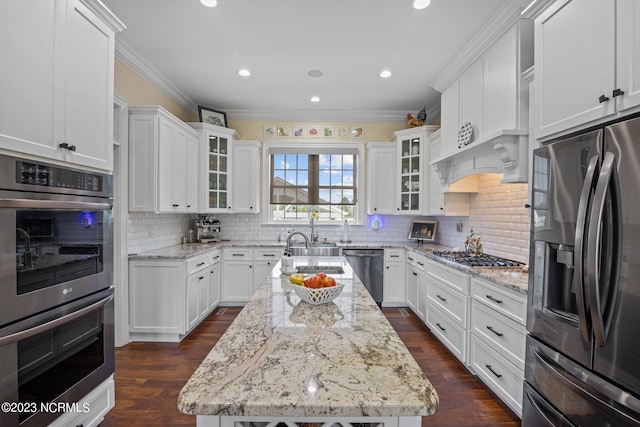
178,256 -> 439,418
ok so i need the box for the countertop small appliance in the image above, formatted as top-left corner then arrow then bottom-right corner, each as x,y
193,216 -> 221,243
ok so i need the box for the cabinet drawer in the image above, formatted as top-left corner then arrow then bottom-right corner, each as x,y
471,278 -> 526,325
427,260 -> 470,294
406,251 -> 427,271
223,247 -> 253,261
469,334 -> 524,417
385,248 -> 405,262
426,302 -> 467,363
427,277 -> 468,327
471,300 -> 526,369
187,253 -> 212,275
254,248 -> 283,259
210,249 -> 222,264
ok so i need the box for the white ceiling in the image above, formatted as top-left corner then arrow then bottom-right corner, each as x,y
103,0 -> 513,123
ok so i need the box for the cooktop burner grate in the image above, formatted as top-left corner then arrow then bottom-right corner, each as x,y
431,251 -> 524,268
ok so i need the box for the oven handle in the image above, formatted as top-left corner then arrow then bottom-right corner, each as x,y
0,197 -> 112,210
0,294 -> 113,346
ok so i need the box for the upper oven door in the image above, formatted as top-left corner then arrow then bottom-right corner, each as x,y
0,190 -> 113,328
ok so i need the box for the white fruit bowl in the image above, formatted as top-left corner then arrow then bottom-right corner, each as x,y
291,283 -> 345,305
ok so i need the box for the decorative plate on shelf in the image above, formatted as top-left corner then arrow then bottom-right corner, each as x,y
457,122 -> 473,148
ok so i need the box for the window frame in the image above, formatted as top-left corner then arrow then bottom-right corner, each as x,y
261,141 -> 366,225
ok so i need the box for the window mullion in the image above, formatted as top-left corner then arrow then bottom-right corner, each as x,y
308,154 -> 319,205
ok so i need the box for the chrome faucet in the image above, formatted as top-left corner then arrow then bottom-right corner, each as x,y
309,216 -> 319,243
286,231 -> 310,255
16,228 -> 34,267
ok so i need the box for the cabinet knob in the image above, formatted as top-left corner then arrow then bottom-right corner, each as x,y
187,205 -> 191,208
68,145 -> 76,152
59,142 -> 69,149
250,206 -> 253,210
613,88 -> 625,98
172,204 -> 179,207
440,207 -> 444,210
599,94 -> 610,103
374,208 -> 377,211
386,266 -> 389,269
525,203 -> 531,208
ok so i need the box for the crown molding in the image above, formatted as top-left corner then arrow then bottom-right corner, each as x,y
80,0 -> 126,32
115,39 -> 199,117
520,0 -> 555,19
431,2 -> 529,92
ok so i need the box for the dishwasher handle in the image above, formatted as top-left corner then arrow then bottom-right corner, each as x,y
343,251 -> 384,258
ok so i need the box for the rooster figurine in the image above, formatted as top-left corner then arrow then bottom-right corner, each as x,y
406,113 -> 424,128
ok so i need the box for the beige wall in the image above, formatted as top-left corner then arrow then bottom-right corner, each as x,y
114,59 -> 197,122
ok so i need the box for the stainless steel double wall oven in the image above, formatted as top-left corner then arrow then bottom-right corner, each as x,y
0,154 -> 114,427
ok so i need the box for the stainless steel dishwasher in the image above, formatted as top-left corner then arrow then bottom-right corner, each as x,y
342,248 -> 384,304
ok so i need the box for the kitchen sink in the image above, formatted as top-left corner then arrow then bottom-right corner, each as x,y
296,265 -> 345,274
288,243 -> 340,257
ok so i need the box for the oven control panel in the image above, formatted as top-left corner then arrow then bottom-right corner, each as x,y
16,160 -> 105,192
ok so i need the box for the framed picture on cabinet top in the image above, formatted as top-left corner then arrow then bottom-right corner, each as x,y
198,105 -> 227,127
408,220 -> 437,242
322,126 -> 334,138
277,125 -> 291,137
264,125 -> 276,137
308,125 -> 321,138
336,126 -> 349,138
292,125 -> 306,137
350,126 -> 364,139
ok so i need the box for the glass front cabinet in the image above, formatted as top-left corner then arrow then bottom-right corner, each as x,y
189,123 -> 238,213
392,126 -> 438,215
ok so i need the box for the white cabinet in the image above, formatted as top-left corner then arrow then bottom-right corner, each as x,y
439,20 -> 532,157
383,248 -> 405,307
189,123 -> 238,213
221,248 -> 254,304
232,141 -> 261,213
405,251 -> 426,319
221,247 -> 283,304
129,249 -> 219,342
425,260 -> 470,364
129,106 -> 200,213
534,0 -> 640,139
469,277 -> 527,417
0,0 -> 124,171
393,128 -> 426,214
366,143 -> 398,214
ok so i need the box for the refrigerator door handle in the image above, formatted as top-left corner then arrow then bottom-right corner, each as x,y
574,155 -> 599,343
586,152 -> 622,348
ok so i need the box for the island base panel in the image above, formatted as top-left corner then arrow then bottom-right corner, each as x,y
196,415 -> 422,427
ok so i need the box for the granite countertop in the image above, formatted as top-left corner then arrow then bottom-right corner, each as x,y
130,241 -> 528,294
178,257 -> 439,418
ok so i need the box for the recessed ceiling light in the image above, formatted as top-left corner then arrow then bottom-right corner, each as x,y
310,96 -> 320,103
237,69 -> 251,77
380,70 -> 392,78
200,0 -> 217,7
412,0 -> 431,9
307,69 -> 324,78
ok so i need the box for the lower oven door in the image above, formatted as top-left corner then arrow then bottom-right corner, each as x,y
0,287 -> 114,427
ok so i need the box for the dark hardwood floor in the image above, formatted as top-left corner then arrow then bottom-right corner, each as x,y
100,307 -> 520,427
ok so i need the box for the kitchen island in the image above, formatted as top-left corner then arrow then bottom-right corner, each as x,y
178,256 -> 438,427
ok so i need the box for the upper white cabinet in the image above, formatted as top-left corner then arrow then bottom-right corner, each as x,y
434,19 -> 532,184
129,106 -> 200,213
0,0 -> 124,171
534,0 -> 640,139
366,142 -> 398,215
232,141 -> 261,213
189,123 -> 238,213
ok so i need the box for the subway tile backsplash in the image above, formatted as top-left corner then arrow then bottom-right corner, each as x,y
127,174 -> 530,264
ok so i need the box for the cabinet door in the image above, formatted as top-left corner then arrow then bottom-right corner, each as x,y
221,261 -> 253,303
616,0 -> 640,113
383,261 -> 405,306
367,145 -> 398,214
206,133 -> 231,212
535,0 -> 616,139
186,272 -> 207,331
459,57 -> 484,141
157,119 -> 174,212
186,133 -> 200,212
406,265 -> 418,311
484,25 -> 518,135
399,136 -> 423,214
170,126 -> 188,211
440,82 -> 460,156
416,270 -> 427,321
208,261 -> 221,310
63,0 -> 114,170
232,143 -> 260,213
0,1 -> 59,159
253,260 -> 275,292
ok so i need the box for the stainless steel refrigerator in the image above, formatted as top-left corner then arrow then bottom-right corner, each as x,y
524,115 -> 640,426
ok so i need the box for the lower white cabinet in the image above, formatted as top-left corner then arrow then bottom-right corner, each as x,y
129,249 -> 220,342
221,247 -> 283,305
469,277 -> 527,417
383,248 -> 405,306
405,251 -> 427,320
424,260 -> 470,364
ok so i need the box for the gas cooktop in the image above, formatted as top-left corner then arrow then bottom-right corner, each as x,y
431,251 -> 524,268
